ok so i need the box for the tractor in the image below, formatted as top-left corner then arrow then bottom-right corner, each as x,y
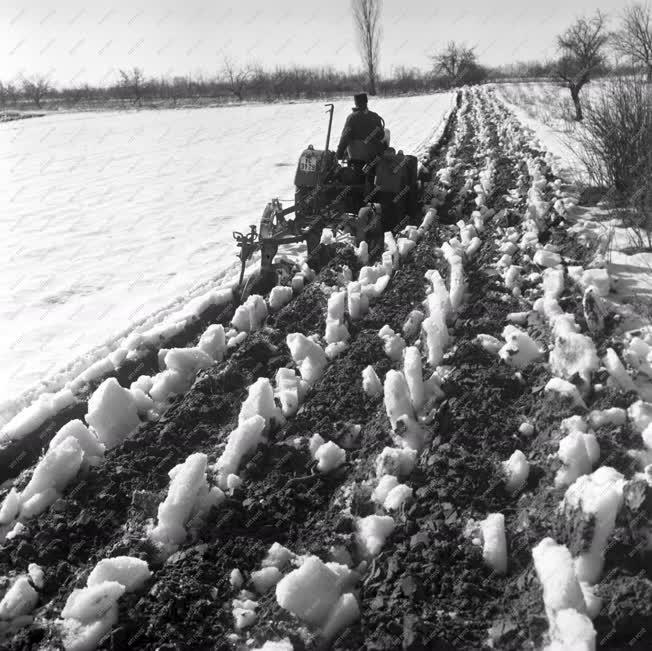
233,103 -> 420,296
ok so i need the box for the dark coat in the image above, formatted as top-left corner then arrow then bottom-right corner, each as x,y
336,108 -> 385,159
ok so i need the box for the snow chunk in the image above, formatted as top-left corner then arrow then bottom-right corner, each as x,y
86,557 -> 152,592
28,563 -> 44,590
216,416 -> 266,480
555,432 -> 594,487
48,419 -> 104,463
603,348 -> 636,392
230,569 -> 244,589
422,316 -> 447,366
499,325 -> 543,369
549,333 -> 599,386
164,347 -> 214,376
383,370 -> 414,430
362,365 -> 382,397
85,378 -> 140,449
378,325 -> 405,362
545,608 -> 596,651
581,268 -> 610,297
375,447 -> 416,478
262,543 -> 296,570
476,334 -> 502,354
502,450 -> 529,493
286,333 -> 327,386
403,346 -> 425,412
251,567 -> 283,594
0,575 -> 38,620
239,378 -> 283,430
371,475 -> 399,505
402,310 -> 425,339
588,408 -> 626,431
321,592 -> 360,641
627,400 -> 652,433
21,436 -> 83,505
356,515 -> 395,557
561,467 -> 625,584
197,324 -> 226,361
383,484 -> 413,511
149,369 -> 191,403
480,513 -> 507,574
534,249 -> 562,268
275,556 -> 340,626
61,581 -> 125,624
532,538 -> 586,623
314,441 -> 346,473
151,452 -> 223,546
275,368 -> 304,418
544,378 -> 586,409
252,639 -> 294,651
269,286 -> 293,312
232,294 -> 267,332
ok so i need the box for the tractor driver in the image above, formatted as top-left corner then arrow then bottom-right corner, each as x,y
336,93 -> 387,164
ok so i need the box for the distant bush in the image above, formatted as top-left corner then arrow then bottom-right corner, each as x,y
575,77 -> 652,249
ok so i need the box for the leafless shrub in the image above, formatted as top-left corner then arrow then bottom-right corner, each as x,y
573,77 -> 652,250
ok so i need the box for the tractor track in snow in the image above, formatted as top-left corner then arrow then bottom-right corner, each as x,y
1,88 -> 651,651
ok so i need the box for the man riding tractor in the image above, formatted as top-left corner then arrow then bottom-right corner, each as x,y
336,93 -> 391,255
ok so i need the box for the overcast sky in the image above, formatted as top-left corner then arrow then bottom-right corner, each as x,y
1,0 -> 628,87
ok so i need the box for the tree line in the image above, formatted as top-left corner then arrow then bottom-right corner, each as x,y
3,1 -> 651,118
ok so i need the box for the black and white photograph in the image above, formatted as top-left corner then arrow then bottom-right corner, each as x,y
1,0 -> 651,649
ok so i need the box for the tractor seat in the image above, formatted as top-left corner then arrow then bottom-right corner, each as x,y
346,139 -> 382,164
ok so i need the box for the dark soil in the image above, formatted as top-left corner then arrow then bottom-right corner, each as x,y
2,89 -> 650,651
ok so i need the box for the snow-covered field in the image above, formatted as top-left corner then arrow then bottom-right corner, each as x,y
0,92 -> 456,427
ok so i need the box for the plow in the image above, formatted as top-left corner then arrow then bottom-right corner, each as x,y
233,103 -> 422,300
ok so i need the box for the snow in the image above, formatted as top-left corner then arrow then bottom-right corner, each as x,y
321,592 -> 360,641
86,557 -> 152,592
252,640 -> 294,651
383,484 -> 413,511
356,514 -> 395,557
239,378 -> 283,430
362,365 -> 382,398
549,333 -> 599,387
269,286 -> 293,312
0,575 -> 38,621
555,432 -> 594,488
545,609 -> 596,651
532,537 -> 587,624
275,556 -> 341,626
232,295 -> 268,333
603,348 -> 636,393
561,467 -> 625,584
403,347 -> 425,412
230,569 -> 244,589
85,378 -> 140,449
533,249 -> 562,268
215,416 -> 267,480
164,347 -> 214,376
371,475 -> 399,505
502,450 -> 529,493
544,378 -> 587,409
1,94 -> 455,431
480,513 -> 508,574
499,325 -> 543,369
378,325 -> 406,362
61,581 -> 125,624
262,543 -> 296,570
314,440 -> 346,473
402,310 -> 425,339
275,368 -> 303,418
588,408 -> 626,428
383,370 -> 414,430
375,447 -> 416,478
580,269 -> 610,297
627,399 -> 652,433
48,419 -> 104,462
151,452 -> 223,546
286,333 -> 327,386
251,567 -> 283,594
197,324 -> 226,361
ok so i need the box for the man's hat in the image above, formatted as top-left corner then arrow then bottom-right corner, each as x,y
354,93 -> 368,108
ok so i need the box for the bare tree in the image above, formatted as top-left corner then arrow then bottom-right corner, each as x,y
119,67 -> 145,105
555,12 -> 609,121
352,0 -> 382,95
432,41 -> 478,87
613,3 -> 652,82
21,75 -> 51,109
222,56 -> 253,102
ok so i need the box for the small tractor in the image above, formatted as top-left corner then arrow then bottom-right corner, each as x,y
233,103 -> 420,296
